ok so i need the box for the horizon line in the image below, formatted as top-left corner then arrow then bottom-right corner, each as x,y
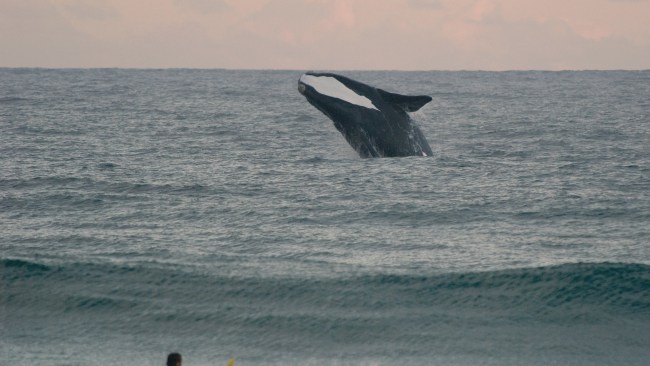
1,66 -> 649,72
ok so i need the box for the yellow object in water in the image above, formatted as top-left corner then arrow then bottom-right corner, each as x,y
227,357 -> 235,366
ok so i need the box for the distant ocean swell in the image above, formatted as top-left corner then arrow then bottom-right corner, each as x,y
0,176 -> 214,198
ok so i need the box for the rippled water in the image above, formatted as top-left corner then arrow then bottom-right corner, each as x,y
1,69 -> 649,365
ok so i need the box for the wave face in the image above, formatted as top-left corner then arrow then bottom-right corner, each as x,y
3,259 -> 649,365
2,69 -> 650,366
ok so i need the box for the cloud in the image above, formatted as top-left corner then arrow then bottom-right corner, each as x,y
332,0 -> 356,28
60,0 -> 119,20
174,0 -> 229,14
1,0 -> 649,69
0,1 -> 97,67
409,0 -> 443,9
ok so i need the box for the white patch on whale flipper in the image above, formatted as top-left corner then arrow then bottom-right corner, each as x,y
300,74 -> 379,111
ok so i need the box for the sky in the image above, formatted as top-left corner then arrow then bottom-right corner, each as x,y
2,0 -> 650,70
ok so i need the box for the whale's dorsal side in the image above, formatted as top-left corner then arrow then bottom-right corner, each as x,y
377,89 -> 432,112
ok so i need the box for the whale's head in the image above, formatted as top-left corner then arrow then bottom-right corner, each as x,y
298,72 -> 380,122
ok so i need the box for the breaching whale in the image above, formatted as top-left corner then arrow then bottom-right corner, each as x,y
298,72 -> 433,158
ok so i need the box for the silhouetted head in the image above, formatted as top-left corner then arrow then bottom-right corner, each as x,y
167,353 -> 182,366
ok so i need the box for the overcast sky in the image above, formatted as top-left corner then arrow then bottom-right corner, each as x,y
2,0 -> 650,70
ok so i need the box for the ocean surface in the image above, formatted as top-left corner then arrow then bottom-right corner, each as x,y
1,68 -> 649,366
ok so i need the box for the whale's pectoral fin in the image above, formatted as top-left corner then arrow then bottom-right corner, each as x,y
377,89 -> 432,112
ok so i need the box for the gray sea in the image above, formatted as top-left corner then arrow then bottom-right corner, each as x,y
1,69 -> 649,366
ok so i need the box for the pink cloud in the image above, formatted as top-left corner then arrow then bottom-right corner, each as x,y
332,0 -> 356,28
1,0 -> 649,69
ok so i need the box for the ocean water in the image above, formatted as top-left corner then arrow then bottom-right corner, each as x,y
1,68 -> 649,366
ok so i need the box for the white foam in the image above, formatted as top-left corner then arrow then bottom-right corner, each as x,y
300,74 -> 378,110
